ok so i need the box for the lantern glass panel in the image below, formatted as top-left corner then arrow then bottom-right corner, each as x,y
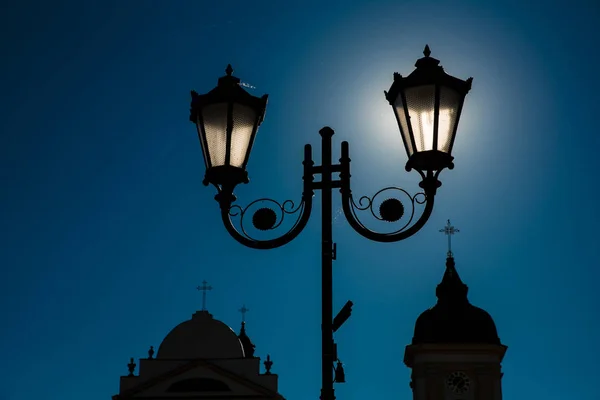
230,104 -> 257,168
394,95 -> 415,157
404,85 -> 436,152
438,86 -> 461,153
195,117 -> 209,168
202,103 -> 228,167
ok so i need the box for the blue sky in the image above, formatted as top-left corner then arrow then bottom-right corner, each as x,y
1,0 -> 599,399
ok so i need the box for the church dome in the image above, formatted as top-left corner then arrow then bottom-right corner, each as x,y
412,256 -> 501,345
157,310 -> 245,359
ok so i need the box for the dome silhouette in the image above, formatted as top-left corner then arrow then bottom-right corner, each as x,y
412,256 -> 500,345
157,310 -> 245,359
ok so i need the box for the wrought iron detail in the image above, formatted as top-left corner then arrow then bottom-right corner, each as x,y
252,207 -> 278,231
379,198 -> 405,222
347,186 -> 427,233
228,197 -> 308,241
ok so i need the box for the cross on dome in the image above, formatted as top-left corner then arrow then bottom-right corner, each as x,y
196,280 -> 213,311
239,304 -> 250,323
439,219 -> 459,257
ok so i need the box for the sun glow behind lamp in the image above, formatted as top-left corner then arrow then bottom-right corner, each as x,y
188,46 -> 473,400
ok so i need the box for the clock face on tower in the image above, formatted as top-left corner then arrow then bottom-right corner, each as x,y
446,371 -> 471,395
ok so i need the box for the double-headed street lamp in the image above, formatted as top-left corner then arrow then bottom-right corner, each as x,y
189,45 -> 472,400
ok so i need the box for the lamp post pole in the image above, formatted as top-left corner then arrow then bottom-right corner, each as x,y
189,46 -> 473,400
320,127 -> 335,400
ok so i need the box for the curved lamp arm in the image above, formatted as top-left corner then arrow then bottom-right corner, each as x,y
339,141 -> 442,243
214,145 -> 315,250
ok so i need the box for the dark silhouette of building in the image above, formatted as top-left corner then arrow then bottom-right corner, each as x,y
113,305 -> 283,400
404,254 -> 507,399
112,221 -> 506,400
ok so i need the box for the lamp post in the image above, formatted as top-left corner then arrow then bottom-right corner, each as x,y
189,45 -> 472,400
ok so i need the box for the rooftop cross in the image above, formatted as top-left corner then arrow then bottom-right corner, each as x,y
196,280 -> 213,311
239,304 -> 250,323
439,219 -> 459,257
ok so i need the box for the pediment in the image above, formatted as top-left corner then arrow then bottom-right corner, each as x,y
114,359 -> 283,399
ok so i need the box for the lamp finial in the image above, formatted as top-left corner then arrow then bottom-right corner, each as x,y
225,64 -> 234,76
423,45 -> 431,57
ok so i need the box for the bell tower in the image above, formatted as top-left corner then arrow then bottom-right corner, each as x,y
404,221 -> 507,400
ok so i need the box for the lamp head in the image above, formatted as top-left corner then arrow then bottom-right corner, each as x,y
190,65 -> 268,193
385,45 -> 473,175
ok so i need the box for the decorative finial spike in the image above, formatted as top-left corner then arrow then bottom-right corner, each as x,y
148,345 -> 154,359
127,357 -> 136,376
423,45 -> 431,57
225,64 -> 234,76
466,77 -> 474,90
264,354 -> 273,374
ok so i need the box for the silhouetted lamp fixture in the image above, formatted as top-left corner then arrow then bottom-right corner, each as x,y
190,64 -> 268,192
385,45 -> 472,174
189,46 -> 472,400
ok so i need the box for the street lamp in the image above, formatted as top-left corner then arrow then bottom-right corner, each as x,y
190,64 -> 268,192
189,45 -> 472,400
386,45 -> 472,174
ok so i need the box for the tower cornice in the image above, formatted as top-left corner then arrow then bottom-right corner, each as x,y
404,343 -> 508,368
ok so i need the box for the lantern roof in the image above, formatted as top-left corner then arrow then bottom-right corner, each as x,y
385,45 -> 473,106
189,64 -> 268,125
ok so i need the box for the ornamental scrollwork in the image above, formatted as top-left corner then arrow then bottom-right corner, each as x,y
227,197 -> 309,242
346,186 -> 429,234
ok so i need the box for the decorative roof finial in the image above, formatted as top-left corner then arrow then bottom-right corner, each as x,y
127,357 -> 136,376
238,305 -> 256,358
436,253 -> 468,302
238,321 -> 256,357
439,219 -> 459,258
264,354 -> 273,374
148,345 -> 154,359
423,44 -> 431,57
225,64 -> 234,76
196,280 -> 213,311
